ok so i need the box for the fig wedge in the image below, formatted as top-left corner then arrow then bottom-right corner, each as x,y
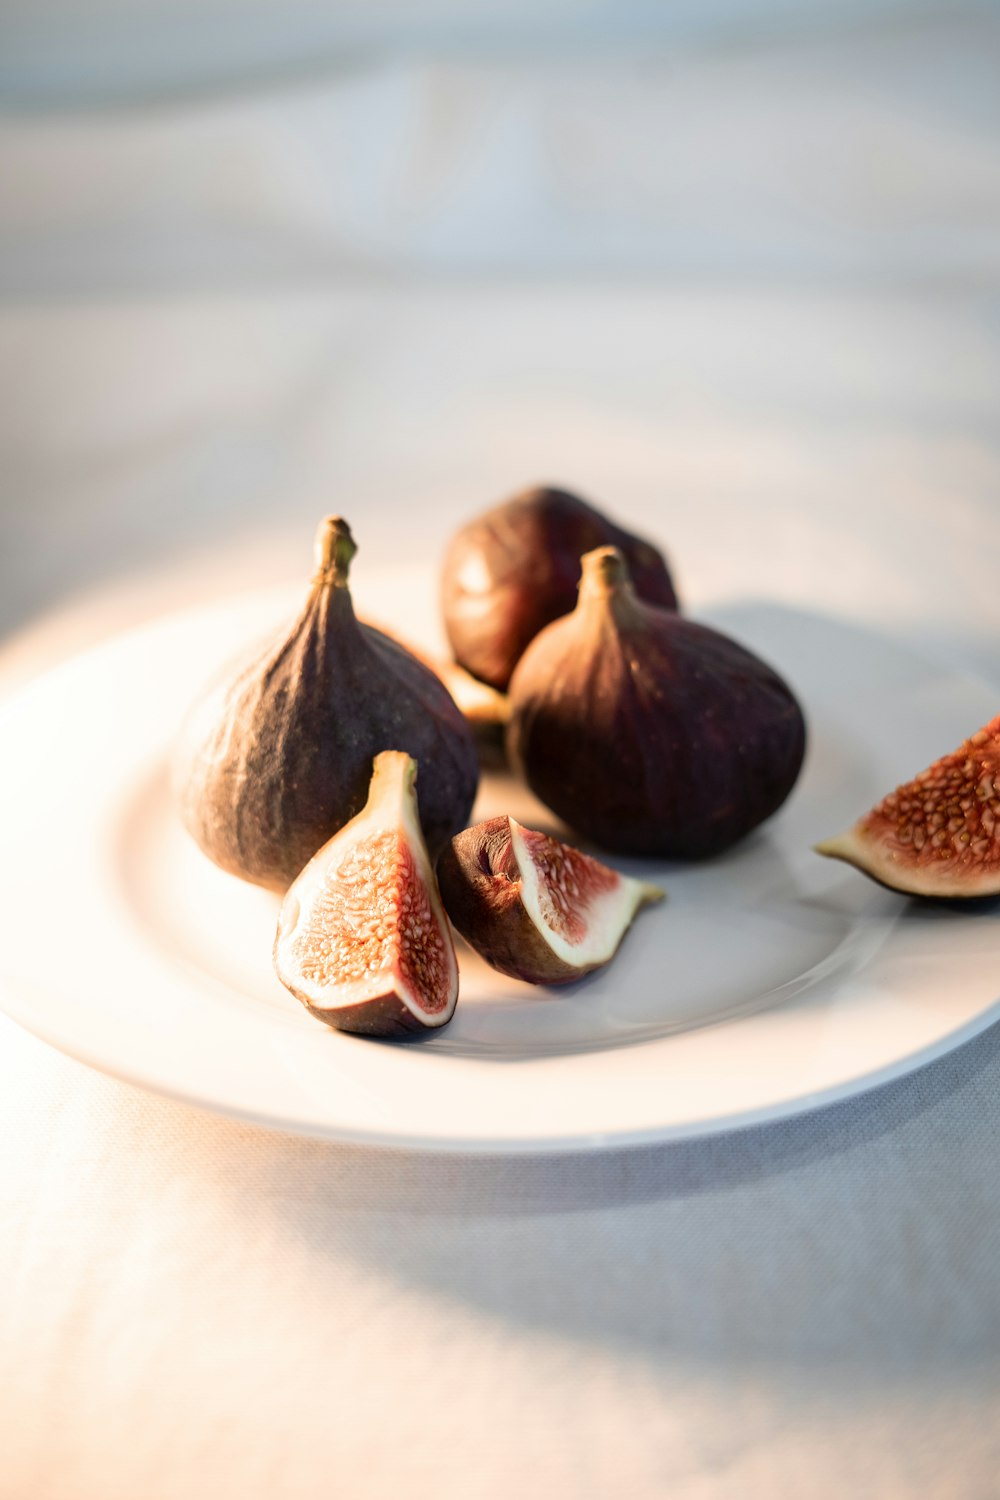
438,815 -> 664,984
816,714 -> 1000,898
274,751 -> 458,1035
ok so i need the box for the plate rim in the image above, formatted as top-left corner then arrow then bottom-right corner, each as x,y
2,974 -> 998,1154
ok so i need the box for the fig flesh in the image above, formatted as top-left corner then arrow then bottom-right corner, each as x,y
437,815 -> 663,984
174,516 -> 479,890
506,547 -> 806,859
442,485 -> 678,691
816,715 -> 1000,898
274,752 -> 459,1035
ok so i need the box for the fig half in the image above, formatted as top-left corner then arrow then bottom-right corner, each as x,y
175,516 -> 479,890
506,547 -> 806,859
437,816 -> 664,984
442,485 -> 678,690
274,751 -> 459,1035
816,715 -> 1000,898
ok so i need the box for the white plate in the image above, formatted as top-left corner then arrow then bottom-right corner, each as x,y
1,579 -> 998,1153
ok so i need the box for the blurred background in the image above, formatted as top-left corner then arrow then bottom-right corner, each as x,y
1,0 -> 999,661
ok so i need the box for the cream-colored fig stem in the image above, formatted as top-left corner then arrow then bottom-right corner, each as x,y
366,750 -> 418,810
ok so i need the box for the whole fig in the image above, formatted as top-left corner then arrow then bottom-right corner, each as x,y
441,485 -> 678,690
175,516 -> 479,890
506,547 -> 805,859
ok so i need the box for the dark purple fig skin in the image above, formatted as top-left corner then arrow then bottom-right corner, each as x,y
438,816 -> 587,984
441,485 -> 678,691
175,519 -> 479,891
370,618 -> 511,768
293,987 -> 442,1039
506,549 -> 806,860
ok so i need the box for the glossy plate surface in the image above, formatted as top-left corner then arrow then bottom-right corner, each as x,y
1,581 -> 998,1152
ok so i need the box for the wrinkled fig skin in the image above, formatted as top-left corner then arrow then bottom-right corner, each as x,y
506,549 -> 806,860
438,817 -> 585,984
369,617 -> 511,767
442,485 -> 678,691
175,519 -> 479,891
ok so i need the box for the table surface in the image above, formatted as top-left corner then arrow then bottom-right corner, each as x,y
3,11 -> 1000,1497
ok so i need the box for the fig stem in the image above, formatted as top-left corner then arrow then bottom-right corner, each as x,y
314,516 -> 357,586
578,546 -> 634,602
367,749 -> 419,808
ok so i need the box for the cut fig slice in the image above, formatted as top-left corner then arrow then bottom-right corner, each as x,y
816,715 -> 1000,898
274,751 -> 458,1035
437,815 -> 664,984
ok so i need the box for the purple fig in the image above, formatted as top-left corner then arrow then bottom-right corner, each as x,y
175,517 -> 479,890
441,485 -> 678,691
506,547 -> 806,859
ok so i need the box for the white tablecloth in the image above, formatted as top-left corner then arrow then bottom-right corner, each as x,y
3,10 -> 1000,1497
